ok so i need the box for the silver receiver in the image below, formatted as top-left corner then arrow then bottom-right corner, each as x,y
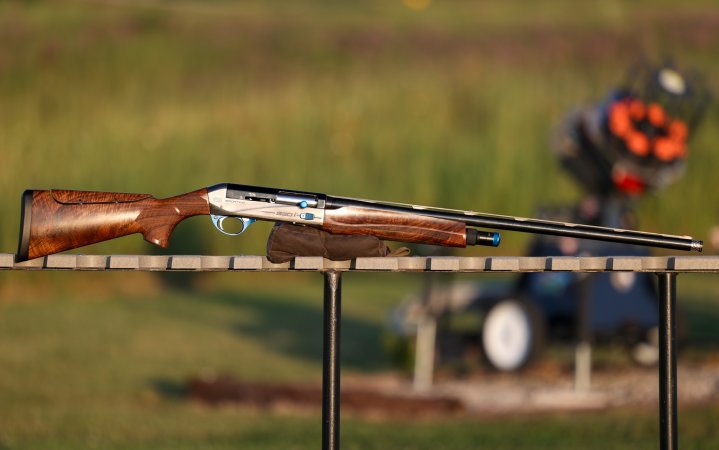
206,184 -> 325,237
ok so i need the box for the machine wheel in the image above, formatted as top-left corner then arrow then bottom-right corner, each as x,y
629,326 -> 659,366
481,299 -> 544,372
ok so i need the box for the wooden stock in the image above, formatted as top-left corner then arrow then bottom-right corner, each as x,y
322,206 -> 467,247
17,189 -> 210,261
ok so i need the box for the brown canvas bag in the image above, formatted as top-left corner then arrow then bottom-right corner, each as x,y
266,223 -> 408,263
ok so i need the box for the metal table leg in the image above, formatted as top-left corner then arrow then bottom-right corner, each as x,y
658,273 -> 678,450
323,271 -> 342,450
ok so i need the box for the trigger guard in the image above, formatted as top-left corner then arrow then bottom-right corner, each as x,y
211,215 -> 255,236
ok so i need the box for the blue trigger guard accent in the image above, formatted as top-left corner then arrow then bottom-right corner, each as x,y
211,215 -> 256,236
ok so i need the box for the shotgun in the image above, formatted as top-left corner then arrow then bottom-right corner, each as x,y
16,183 -> 702,261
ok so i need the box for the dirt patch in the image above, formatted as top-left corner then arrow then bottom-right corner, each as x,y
187,360 -> 719,418
188,374 -> 464,417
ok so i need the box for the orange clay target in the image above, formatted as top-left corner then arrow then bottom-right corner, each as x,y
608,98 -> 688,162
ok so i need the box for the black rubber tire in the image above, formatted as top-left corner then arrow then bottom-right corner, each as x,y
480,298 -> 545,372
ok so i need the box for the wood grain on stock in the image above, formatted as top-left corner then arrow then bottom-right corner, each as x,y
18,189 -> 210,261
323,206 -> 467,247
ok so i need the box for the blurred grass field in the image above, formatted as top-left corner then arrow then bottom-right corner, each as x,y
2,272 -> 719,449
1,0 -> 718,256
2,1 -> 719,448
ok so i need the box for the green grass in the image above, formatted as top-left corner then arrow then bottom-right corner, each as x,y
3,406 -> 719,450
2,1 -> 719,448
2,272 -> 719,449
0,0 -> 718,257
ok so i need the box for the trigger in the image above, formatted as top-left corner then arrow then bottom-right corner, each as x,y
211,215 -> 256,236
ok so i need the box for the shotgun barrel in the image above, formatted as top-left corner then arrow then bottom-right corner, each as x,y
324,195 -> 702,253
